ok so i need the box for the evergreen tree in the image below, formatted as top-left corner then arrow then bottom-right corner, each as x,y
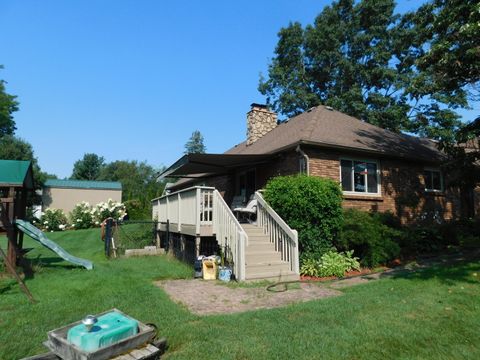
184,130 -> 206,154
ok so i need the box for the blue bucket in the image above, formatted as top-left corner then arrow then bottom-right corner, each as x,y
218,267 -> 232,282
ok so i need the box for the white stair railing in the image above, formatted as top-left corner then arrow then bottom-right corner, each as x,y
212,190 -> 247,281
255,191 -> 300,274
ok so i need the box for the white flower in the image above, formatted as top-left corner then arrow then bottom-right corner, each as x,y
59,224 -> 66,230
44,221 -> 48,225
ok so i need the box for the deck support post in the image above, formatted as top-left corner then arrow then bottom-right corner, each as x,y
195,235 -> 201,258
180,234 -> 186,261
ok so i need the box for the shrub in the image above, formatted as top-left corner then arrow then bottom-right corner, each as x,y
124,199 -> 148,220
36,208 -> 68,232
399,218 -> 480,255
70,202 -> 96,230
337,209 -> 401,267
264,175 -> 343,257
300,250 -> 360,277
92,199 -> 127,223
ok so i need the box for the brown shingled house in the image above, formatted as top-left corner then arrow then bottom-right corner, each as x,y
161,104 -> 460,223
152,104 -> 462,281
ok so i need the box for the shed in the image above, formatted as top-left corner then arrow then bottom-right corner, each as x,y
42,179 -> 122,214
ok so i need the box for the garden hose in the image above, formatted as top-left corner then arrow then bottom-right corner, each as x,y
265,271 -> 382,293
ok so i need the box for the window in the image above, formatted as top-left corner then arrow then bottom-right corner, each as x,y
340,159 -> 379,194
424,169 -> 443,192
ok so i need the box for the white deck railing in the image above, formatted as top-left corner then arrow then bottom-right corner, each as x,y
152,186 -> 214,234
255,191 -> 300,274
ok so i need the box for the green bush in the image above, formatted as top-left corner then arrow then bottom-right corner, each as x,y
124,199 -> 151,220
36,208 -> 68,232
300,250 -> 360,277
264,175 -> 343,257
337,209 -> 401,267
400,218 -> 480,255
70,202 -> 96,229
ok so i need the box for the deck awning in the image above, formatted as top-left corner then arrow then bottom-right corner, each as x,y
157,153 -> 274,179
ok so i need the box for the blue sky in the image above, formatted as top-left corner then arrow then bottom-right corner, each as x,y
1,0 -> 478,178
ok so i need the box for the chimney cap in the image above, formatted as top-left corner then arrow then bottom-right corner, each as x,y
250,103 -> 269,110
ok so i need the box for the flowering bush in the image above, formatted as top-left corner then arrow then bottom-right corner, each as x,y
70,202 -> 95,229
93,199 -> 127,223
36,208 -> 68,232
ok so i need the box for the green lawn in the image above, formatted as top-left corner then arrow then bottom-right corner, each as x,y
1,228 -> 479,359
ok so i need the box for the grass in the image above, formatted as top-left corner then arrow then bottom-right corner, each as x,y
1,228 -> 480,359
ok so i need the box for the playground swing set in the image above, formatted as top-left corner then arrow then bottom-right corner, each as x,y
0,160 -> 93,303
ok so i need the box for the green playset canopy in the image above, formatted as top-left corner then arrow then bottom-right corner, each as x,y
0,160 -> 34,189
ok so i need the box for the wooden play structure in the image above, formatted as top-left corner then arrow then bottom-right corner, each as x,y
0,159 -> 35,302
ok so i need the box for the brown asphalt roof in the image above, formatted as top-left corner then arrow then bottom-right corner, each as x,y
226,105 -> 443,163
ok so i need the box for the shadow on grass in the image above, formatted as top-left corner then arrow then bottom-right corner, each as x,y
26,256 -> 80,271
386,250 -> 480,286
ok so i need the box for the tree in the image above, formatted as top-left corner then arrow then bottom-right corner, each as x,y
98,160 -> 165,219
0,66 -> 19,137
258,0 -> 466,141
0,135 -> 50,201
71,153 -> 105,180
413,0 -> 480,93
407,1 -> 480,216
184,130 -> 206,154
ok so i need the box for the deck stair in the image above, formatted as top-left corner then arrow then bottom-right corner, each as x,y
242,224 -> 299,281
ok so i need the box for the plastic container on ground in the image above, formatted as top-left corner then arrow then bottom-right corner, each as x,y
67,310 -> 138,352
202,258 -> 217,280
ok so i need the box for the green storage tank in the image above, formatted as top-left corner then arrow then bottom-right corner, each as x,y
67,310 -> 138,352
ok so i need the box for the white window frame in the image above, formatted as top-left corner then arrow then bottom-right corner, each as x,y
423,167 -> 444,192
339,158 -> 381,196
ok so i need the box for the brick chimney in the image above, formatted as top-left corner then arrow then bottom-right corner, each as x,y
246,103 -> 277,146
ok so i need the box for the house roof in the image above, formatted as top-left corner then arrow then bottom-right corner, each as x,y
0,160 -> 34,189
226,105 -> 444,163
44,179 -> 122,190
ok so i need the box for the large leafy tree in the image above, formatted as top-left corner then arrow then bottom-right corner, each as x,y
0,135 -> 53,205
0,66 -> 18,137
71,153 -> 105,180
99,160 -> 165,219
259,0 -> 466,141
413,0 -> 480,93
409,0 -> 480,216
184,130 -> 206,154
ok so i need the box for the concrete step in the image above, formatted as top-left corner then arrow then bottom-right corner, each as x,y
245,243 -> 276,253
247,234 -> 270,241
246,261 -> 291,271
246,261 -> 291,270
245,253 -> 284,264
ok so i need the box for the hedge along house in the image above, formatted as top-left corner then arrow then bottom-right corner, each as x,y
153,104 -> 462,281
42,179 -> 122,214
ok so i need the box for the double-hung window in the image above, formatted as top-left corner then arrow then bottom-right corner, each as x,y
341,159 -> 379,194
424,169 -> 443,192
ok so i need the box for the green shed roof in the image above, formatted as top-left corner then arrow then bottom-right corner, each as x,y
44,179 -> 122,190
0,160 -> 34,189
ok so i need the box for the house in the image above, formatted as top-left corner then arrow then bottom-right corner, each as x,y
152,104 -> 462,281
42,179 -> 122,214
